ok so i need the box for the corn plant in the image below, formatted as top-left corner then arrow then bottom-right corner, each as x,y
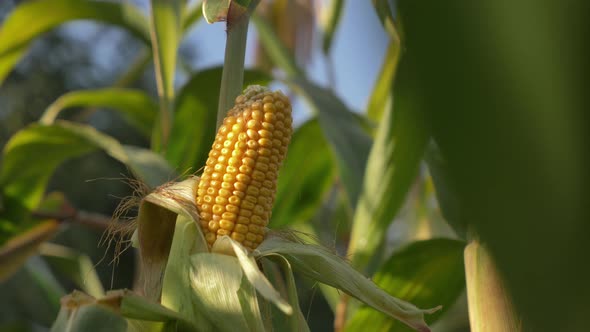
1,0 -> 586,331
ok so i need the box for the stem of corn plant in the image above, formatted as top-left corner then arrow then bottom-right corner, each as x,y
216,0 -> 260,130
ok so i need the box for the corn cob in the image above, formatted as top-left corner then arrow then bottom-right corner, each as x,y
196,85 -> 292,250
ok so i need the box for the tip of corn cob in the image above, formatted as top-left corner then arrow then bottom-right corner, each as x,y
196,85 -> 293,250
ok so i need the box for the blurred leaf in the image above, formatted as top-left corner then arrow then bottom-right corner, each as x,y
424,142 -> 467,238
113,49 -> 153,88
271,119 -> 335,227
397,0 -> 588,330
51,292 -> 127,332
40,88 -> 158,137
321,0 -> 345,53
0,257 -> 65,327
252,15 -> 303,77
262,254 -> 311,332
149,0 -> 182,149
348,61 -> 429,272
182,1 -> 204,31
0,121 -> 174,223
257,236 -> 440,332
0,0 -> 150,84
167,67 -> 271,173
372,0 -> 397,37
0,220 -> 59,282
202,0 -> 231,24
40,243 -> 105,298
291,79 -> 372,208
345,238 -> 466,332
367,41 -> 399,122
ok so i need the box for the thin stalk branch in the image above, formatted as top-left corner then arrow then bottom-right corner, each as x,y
32,210 -> 112,231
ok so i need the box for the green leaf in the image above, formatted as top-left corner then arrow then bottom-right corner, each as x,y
0,220 -> 59,281
0,0 -> 150,84
138,178 -> 205,303
256,236 -> 440,332
0,257 -> 65,327
271,119 -> 336,227
0,121 -> 174,231
397,1 -> 589,330
348,61 -> 429,272
424,143 -> 467,238
167,67 -> 271,173
40,243 -> 105,298
367,41 -> 400,122
321,0 -> 345,53
345,239 -> 466,332
149,0 -> 183,149
202,0 -> 231,24
182,1 -> 204,32
290,79 -> 372,207
262,254 -> 311,332
189,253 -> 251,332
215,236 -> 291,315
371,0 -> 397,37
50,292 -> 127,332
161,214 -> 212,330
40,88 -> 158,137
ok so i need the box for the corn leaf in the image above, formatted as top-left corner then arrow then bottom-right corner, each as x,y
50,290 -> 193,332
262,254 -> 311,332
161,214 -> 212,330
182,1 -> 204,32
189,253 -> 251,332
272,119 -> 335,227
40,88 -> 158,138
348,60 -> 429,272
0,257 -> 65,327
345,239 -> 466,332
149,0 -> 182,150
51,302 -> 127,332
138,178 -> 206,303
219,236 -> 291,315
0,0 -> 150,85
321,0 -> 345,53
424,143 -> 467,238
40,243 -> 105,298
397,1 -> 588,329
167,67 -> 271,174
371,0 -> 397,37
202,0 -> 231,24
0,220 -> 59,282
290,79 -> 372,207
256,236 -> 440,332
0,121 -> 174,222
237,277 -> 266,332
366,41 -> 399,122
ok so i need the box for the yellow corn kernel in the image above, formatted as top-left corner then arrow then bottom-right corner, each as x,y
196,86 -> 292,250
